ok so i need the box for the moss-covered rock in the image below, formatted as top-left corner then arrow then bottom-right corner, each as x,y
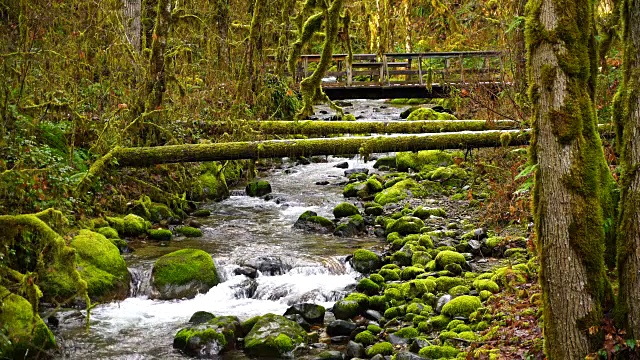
123,214 -> 148,237
366,341 -> 394,357
435,250 -> 466,270
192,209 -> 211,217
351,249 -> 381,274
343,181 -> 366,198
364,203 -> 384,216
96,226 -> 119,239
333,214 -> 365,237
374,179 -> 423,205
473,279 -> 500,293
441,295 -> 482,318
71,230 -> 130,301
333,293 -> 369,319
379,268 -> 401,281
176,226 -> 203,238
173,315 -> 242,356
354,330 -> 377,346
151,249 -> 219,300
246,180 -> 272,197
426,165 -> 467,182
293,210 -> 335,234
0,286 -> 56,358
386,216 -> 425,235
244,313 -> 307,357
407,107 -> 457,121
193,169 -> 230,202
419,345 -> 460,358
396,150 -> 455,172
448,285 -> 470,296
333,202 -> 360,218
435,276 -> 465,292
148,228 -> 173,241
366,177 -> 384,193
401,266 -> 426,280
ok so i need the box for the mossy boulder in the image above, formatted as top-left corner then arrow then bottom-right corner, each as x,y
334,214 -> 365,237
354,330 -> 377,346
386,216 -> 425,235
193,170 -> 230,201
244,313 -> 307,357
0,286 -> 56,358
151,249 -> 219,300
148,228 -> 173,241
435,250 -> 467,270
176,226 -> 203,238
350,249 -> 382,274
343,181 -> 366,198
401,266 -> 426,280
473,279 -> 500,293
333,202 -> 360,218
293,210 -> 335,234
374,179 -> 423,205
71,230 -> 130,301
366,341 -> 394,357
435,276 -> 465,292
246,180 -> 272,197
333,293 -> 369,319
426,165 -> 467,182
364,203 -> 384,216
419,345 -> 460,358
356,278 -> 381,295
441,295 -> 482,318
407,107 -> 457,121
173,315 -> 242,356
123,214 -> 148,237
396,150 -> 454,172
96,226 -> 119,239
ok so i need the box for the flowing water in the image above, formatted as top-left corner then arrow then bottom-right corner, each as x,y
54,100 -> 408,359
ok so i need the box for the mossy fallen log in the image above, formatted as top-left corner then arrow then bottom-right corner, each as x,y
106,130 -> 531,167
204,120 -> 520,136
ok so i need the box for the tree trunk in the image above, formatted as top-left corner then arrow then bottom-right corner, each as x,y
146,0 -> 171,111
246,0 -> 267,93
88,130 -> 529,167
202,120 -> 520,136
527,0 -> 610,357
124,0 -> 142,51
512,0 -> 527,101
616,0 -> 640,339
215,0 -> 231,69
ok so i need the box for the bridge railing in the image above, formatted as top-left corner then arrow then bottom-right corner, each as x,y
292,51 -> 504,87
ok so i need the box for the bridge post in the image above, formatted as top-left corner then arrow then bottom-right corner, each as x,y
418,55 -> 423,85
346,60 -> 353,86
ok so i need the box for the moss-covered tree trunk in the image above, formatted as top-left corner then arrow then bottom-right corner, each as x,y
124,0 -> 142,51
246,0 -> 267,93
527,0 -> 610,357
615,0 -> 640,339
146,0 -> 171,111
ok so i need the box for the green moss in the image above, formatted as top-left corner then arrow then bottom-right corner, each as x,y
123,214 -> 148,237
96,226 -> 119,239
366,341 -> 394,357
195,170 -> 229,201
435,250 -> 466,270
176,226 -> 203,238
384,287 -> 404,302
369,273 -> 385,285
449,285 -> 470,296
366,177 -> 384,193
401,266 -> 426,280
485,236 -> 504,249
148,228 -> 173,241
386,216 -> 425,235
244,313 -> 307,357
367,324 -> 383,334
352,249 -> 381,273
374,179 -> 424,205
407,107 -> 457,121
354,330 -> 377,345
428,315 -> 452,331
479,290 -> 492,301
419,345 -> 460,358
152,248 -> 218,290
356,278 -> 381,295
192,209 -> 211,217
246,180 -> 272,197
441,295 -> 482,318
396,150 -> 456,173
473,279 -> 500,293
0,286 -> 56,358
379,269 -> 401,282
435,276 -> 465,292
426,166 -> 467,182
333,202 -> 360,218
106,216 -> 125,233
71,230 -> 130,301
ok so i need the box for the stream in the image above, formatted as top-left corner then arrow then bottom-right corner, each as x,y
54,100 -> 408,359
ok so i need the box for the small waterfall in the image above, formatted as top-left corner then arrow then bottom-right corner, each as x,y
128,266 -> 153,298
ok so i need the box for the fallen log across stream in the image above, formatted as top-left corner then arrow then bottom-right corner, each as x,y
203,120 -> 520,136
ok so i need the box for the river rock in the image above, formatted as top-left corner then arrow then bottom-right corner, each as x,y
151,249 -> 219,300
285,313 -> 311,331
246,180 -> 272,197
346,340 -> 365,359
334,215 -> 365,237
435,294 -> 452,314
294,211 -> 335,234
396,351 -> 428,360
315,350 -> 346,360
229,278 -> 258,298
344,168 -> 369,176
350,249 -> 382,274
326,320 -> 357,336
335,162 -> 349,169
244,256 -> 292,276
330,336 -> 351,343
189,311 -> 216,324
363,310 -> 383,322
316,181 -> 331,185
284,303 -> 326,325
173,315 -> 242,357
244,314 -> 308,357
234,266 -> 258,279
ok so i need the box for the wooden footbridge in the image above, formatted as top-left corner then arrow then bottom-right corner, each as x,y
291,51 -> 506,100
